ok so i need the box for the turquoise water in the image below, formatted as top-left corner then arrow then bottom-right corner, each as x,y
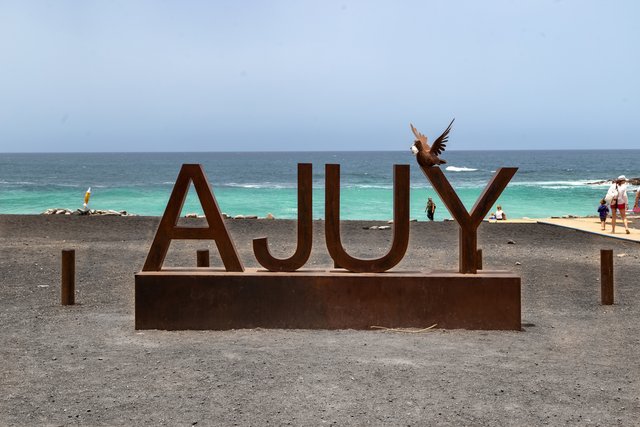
1,151 -> 639,220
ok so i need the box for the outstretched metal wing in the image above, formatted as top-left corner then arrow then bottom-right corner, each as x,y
430,118 -> 454,156
410,123 -> 429,148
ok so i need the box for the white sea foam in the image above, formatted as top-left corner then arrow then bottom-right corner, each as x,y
0,180 -> 36,185
0,180 -> 83,188
348,184 -> 393,189
510,180 -> 609,188
445,166 -> 478,172
223,182 -> 295,189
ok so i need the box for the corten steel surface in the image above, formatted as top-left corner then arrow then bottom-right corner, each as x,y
142,164 -> 244,272
325,164 -> 410,273
135,269 -> 521,331
422,166 -> 517,274
61,249 -> 75,305
601,249 -> 614,305
253,163 -> 312,271
196,250 -> 210,268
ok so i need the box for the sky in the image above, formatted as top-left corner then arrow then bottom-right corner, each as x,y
0,0 -> 638,152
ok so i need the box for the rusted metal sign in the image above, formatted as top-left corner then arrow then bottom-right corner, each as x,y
136,122 -> 519,330
140,163 -> 516,275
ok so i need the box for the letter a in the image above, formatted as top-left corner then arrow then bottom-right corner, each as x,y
142,164 -> 244,272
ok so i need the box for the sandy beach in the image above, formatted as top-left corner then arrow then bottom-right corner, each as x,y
1,214 -> 639,425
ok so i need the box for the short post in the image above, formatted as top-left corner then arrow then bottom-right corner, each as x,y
601,249 -> 613,305
61,249 -> 75,305
197,250 -> 210,267
476,249 -> 483,270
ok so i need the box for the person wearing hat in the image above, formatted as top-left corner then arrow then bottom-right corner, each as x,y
607,175 -> 630,234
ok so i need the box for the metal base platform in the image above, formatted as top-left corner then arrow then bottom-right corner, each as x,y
135,269 -> 521,331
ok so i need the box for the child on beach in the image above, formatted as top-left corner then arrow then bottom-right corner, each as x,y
597,199 -> 609,231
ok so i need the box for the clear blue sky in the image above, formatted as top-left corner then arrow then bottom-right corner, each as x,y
1,0 -> 638,152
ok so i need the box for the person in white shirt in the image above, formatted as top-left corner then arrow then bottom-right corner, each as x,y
608,175 -> 629,234
495,205 -> 506,220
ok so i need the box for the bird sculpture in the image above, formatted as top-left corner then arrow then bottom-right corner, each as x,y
410,118 -> 455,168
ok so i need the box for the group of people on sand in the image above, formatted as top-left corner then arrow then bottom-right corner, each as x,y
598,175 -> 640,234
489,206 -> 506,221
424,175 -> 640,229
424,197 -> 507,221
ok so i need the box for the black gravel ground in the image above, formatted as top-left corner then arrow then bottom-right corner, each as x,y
1,215 -> 639,426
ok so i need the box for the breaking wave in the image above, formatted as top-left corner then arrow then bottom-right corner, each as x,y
222,182 -> 296,189
510,180 -> 608,188
445,166 -> 478,172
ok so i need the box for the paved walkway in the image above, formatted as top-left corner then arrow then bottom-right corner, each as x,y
536,215 -> 640,243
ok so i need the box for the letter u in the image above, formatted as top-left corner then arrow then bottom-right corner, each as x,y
325,164 -> 410,273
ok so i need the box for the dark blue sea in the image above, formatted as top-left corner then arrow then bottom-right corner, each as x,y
1,151 -> 638,220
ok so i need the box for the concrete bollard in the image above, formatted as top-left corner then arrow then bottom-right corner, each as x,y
197,250 -> 210,267
600,249 -> 614,305
61,249 -> 75,305
476,249 -> 483,270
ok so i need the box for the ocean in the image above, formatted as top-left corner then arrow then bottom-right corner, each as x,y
1,151 -> 639,220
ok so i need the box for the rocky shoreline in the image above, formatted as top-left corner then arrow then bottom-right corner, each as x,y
588,177 -> 640,186
42,208 -> 133,216
40,208 -> 611,221
41,209 -> 273,219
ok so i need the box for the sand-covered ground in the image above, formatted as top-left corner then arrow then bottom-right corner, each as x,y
1,214 -> 639,426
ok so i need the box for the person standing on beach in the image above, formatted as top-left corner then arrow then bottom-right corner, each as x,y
425,197 -> 436,221
495,205 -> 507,220
597,199 -> 609,231
608,175 -> 630,234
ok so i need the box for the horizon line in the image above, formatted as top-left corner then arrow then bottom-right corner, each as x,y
3,148 -> 640,155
